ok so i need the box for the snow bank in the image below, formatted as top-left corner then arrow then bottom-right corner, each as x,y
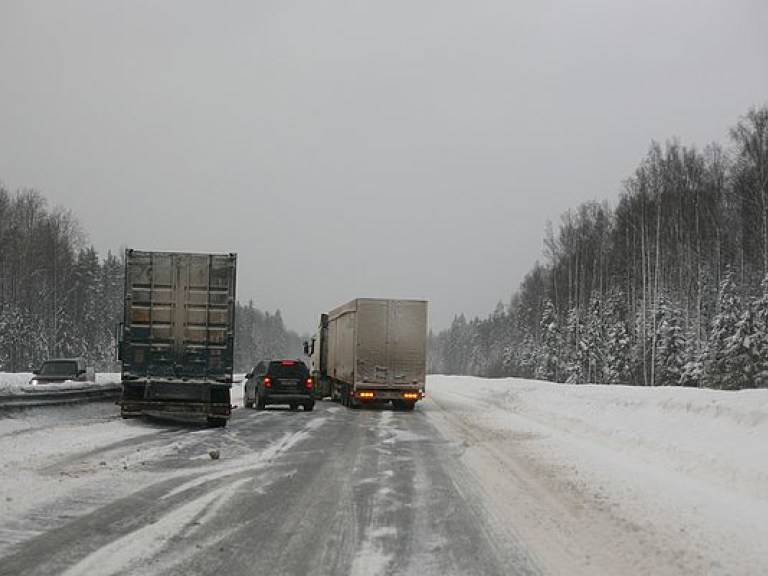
0,372 -> 121,396
430,376 -> 768,496
426,375 -> 768,576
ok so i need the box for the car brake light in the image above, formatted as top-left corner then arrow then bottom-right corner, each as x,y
264,376 -> 272,388
305,378 -> 314,389
281,361 -> 295,366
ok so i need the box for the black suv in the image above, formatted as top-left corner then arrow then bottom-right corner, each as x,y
29,358 -> 94,385
244,360 -> 315,411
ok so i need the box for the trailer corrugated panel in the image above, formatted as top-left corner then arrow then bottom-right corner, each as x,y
121,250 -> 237,383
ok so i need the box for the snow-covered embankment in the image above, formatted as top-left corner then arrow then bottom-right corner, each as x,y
425,375 -> 768,576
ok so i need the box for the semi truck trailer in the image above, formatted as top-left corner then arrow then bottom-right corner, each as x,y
118,249 -> 237,426
305,298 -> 427,410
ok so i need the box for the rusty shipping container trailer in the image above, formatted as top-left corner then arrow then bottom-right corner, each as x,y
326,298 -> 427,408
119,250 -> 237,426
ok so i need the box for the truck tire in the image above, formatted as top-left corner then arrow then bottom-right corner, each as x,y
348,390 -> 359,409
207,417 -> 227,428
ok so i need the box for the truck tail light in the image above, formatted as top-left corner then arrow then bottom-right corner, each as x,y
358,391 -> 375,399
403,392 -> 419,400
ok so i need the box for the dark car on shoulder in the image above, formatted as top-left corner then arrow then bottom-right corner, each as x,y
29,357 -> 95,385
243,360 -> 315,411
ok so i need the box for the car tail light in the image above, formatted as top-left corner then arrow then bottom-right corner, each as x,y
264,376 -> 272,388
281,361 -> 296,366
305,377 -> 314,389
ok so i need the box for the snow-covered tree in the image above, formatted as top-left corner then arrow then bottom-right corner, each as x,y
654,296 -> 686,386
749,275 -> 768,387
564,306 -> 584,384
536,298 -> 563,382
583,297 -> 604,384
602,291 -> 632,385
702,271 -> 748,389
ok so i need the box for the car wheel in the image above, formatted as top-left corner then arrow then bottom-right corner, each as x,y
289,402 -> 299,411
304,402 -> 315,412
255,392 -> 265,410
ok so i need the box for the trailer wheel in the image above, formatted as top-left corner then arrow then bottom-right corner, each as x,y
207,417 -> 227,428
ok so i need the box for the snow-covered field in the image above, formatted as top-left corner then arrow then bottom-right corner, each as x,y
425,376 -> 768,576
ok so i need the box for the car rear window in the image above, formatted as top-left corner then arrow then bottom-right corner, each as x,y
268,361 -> 308,379
40,361 -> 79,376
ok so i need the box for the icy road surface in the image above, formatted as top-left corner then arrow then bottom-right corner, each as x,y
0,376 -> 766,576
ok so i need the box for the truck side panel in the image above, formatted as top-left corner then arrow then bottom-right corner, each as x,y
328,302 -> 356,386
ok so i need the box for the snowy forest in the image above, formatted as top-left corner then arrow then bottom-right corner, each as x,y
0,187 -> 302,373
429,105 -> 768,390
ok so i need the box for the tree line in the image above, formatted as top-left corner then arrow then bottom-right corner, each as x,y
430,105 -> 768,389
0,186 -> 301,372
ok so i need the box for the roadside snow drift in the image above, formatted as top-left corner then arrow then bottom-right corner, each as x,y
425,375 -> 768,576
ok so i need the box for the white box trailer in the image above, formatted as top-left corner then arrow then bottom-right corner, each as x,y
314,298 -> 427,409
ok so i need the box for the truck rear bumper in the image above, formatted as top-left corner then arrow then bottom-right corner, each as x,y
262,393 -> 315,404
352,388 -> 423,402
120,400 -> 231,418
120,381 -> 232,421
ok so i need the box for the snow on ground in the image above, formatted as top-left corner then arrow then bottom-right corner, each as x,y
0,373 -> 246,556
0,372 -> 121,395
425,375 -> 768,576
2,372 -> 765,575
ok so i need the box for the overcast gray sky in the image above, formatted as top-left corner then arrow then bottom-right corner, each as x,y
1,1 -> 767,334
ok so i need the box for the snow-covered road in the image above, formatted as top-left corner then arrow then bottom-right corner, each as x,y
0,375 -> 765,575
